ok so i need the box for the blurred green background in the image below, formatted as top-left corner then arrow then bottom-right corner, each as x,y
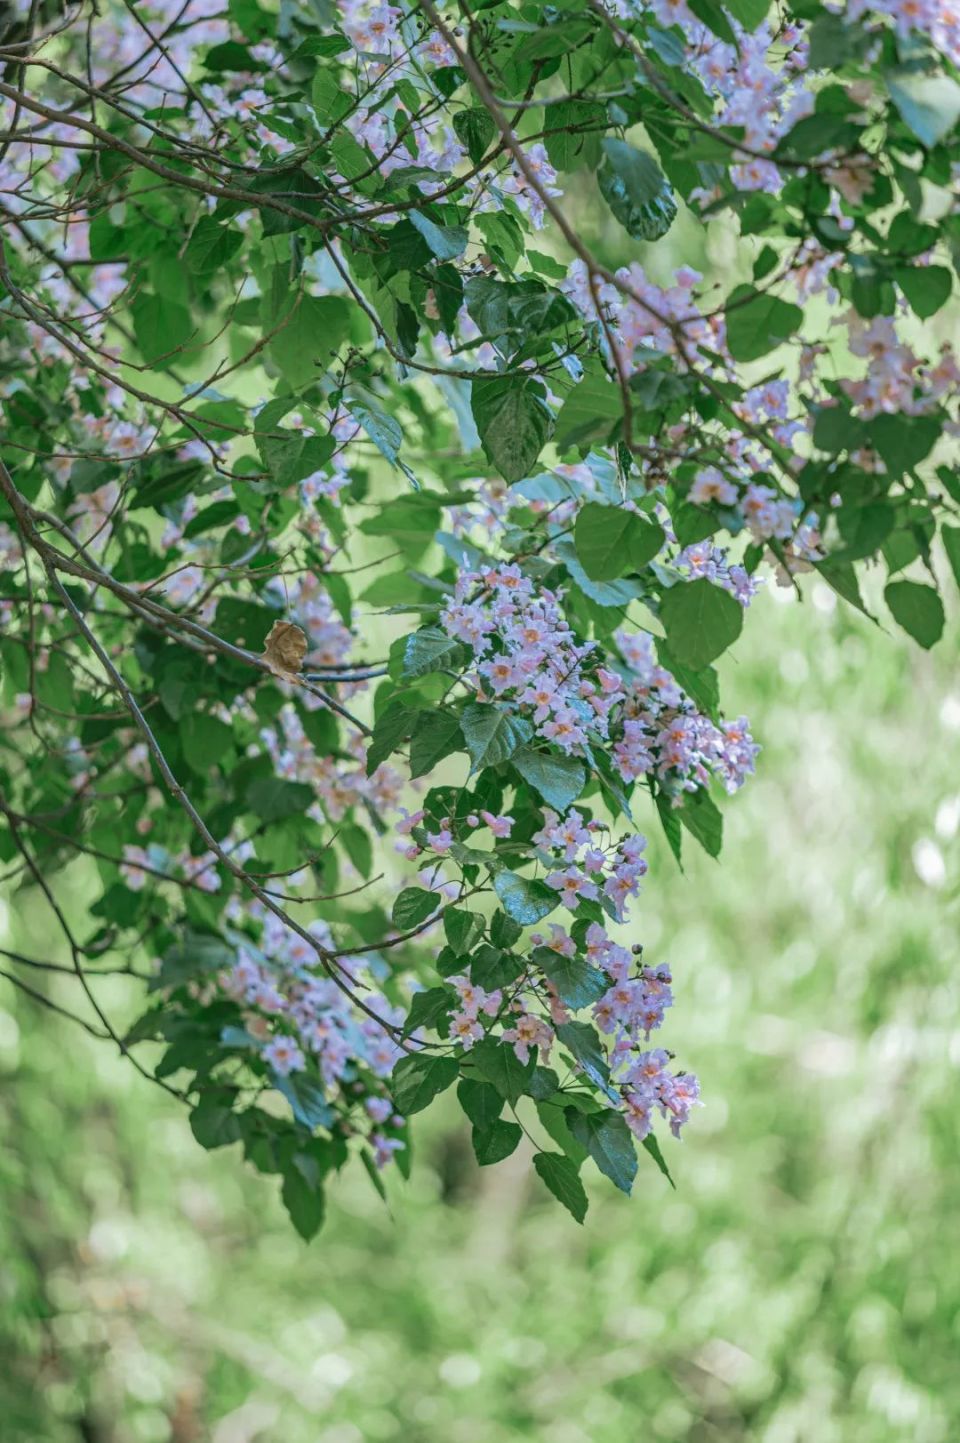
3,572 -> 959,1443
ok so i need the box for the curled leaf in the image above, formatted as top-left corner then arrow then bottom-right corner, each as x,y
262,620 -> 307,677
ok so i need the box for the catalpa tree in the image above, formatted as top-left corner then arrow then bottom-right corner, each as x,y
0,0 -> 958,1236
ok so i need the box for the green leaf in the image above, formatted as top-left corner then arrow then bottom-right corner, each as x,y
566,1107 -> 638,1195
470,943 -> 523,991
489,911 -> 523,949
269,295 -> 350,390
179,713 -> 233,772
366,701 -> 414,774
814,559 -> 874,619
189,1095 -> 242,1150
245,776 -> 313,824
554,537 -> 645,609
402,627 -> 465,680
157,933 -> 233,990
725,0 -> 768,26
655,639 -> 719,719
536,1098 -> 589,1164
511,747 -> 585,811
347,399 -> 404,467
887,72 -> 960,148
642,1132 -> 676,1188
574,504 -> 664,580
409,711 -> 464,778
867,414 -> 939,479
725,286 -> 802,362
554,364 -> 623,451
660,578 -> 744,671
471,377 -> 554,484
470,1037 -> 533,1105
392,887 -> 439,930
687,0 -> 736,44
884,580 -> 944,649
543,100 -> 606,172
629,515 -> 666,569
457,1078 -> 503,1129
185,217 -> 243,273
460,703 -> 533,771
340,822 -> 372,878
403,986 -> 453,1037
655,790 -> 684,867
132,292 -> 192,366
574,503 -> 632,581
408,210 -> 468,261
598,139 -> 676,242
391,1053 -> 459,1115
444,907 -> 485,954
533,948 -> 608,1009
453,107 -> 496,164
941,525 -> 960,590
281,1157 -> 325,1240
493,871 -> 557,926
273,1072 -> 335,1130
533,1151 -> 588,1222
896,265 -> 952,320
311,65 -> 352,124
678,788 -> 723,858
555,1020 -> 615,1099
471,1118 -> 522,1166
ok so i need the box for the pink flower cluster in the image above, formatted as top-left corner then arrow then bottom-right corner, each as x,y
121,844 -> 223,894
440,565 -> 621,755
216,910 -> 407,1164
261,700 -> 403,824
614,630 -> 759,796
842,314 -> 960,423
534,809 -> 650,923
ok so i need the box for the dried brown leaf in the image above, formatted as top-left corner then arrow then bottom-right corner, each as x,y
262,620 -> 308,677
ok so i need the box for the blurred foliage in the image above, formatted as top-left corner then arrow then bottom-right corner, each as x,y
3,576 -> 959,1443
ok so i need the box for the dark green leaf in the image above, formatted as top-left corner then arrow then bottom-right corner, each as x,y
391,1053 -> 459,1115
470,1037 -> 534,1105
457,1078 -> 503,1129
533,1151 -> 588,1222
493,871 -> 557,926
896,265 -> 952,319
403,986 -> 454,1037
555,1020 -> 615,1099
533,948 -> 608,1009
409,210 -> 469,261
678,788 -> 723,858
366,701 -> 415,774
281,1157 -> 325,1240
409,711 -> 464,778
598,139 -> 676,241
725,286 -> 802,362
884,580 -> 944,649
189,1095 -> 242,1150
246,776 -> 313,824
270,296 -> 350,389
453,107 -> 496,164
642,1132 -> 676,1188
460,703 -> 533,770
392,887 -> 439,930
512,747 -> 586,811
660,578 -> 744,670
566,1107 -> 638,1194
471,1118 -> 522,1165
402,627 -> 465,680
471,377 -> 554,483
